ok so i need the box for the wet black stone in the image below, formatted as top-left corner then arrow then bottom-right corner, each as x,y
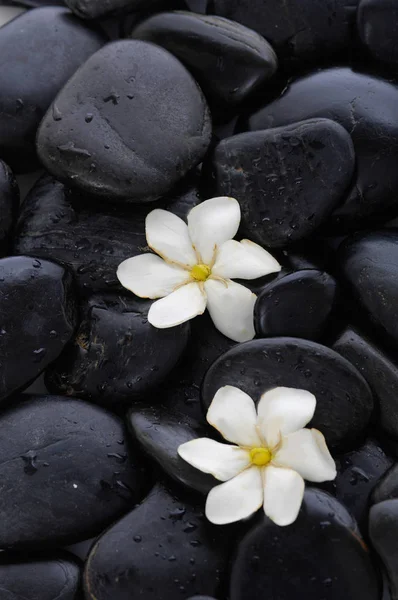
132,11 -> 278,107
333,327 -> 398,438
128,403 -> 216,495
247,68 -> 398,229
0,553 -> 82,600
369,500 -> 398,600
372,464 -> 398,504
37,40 -> 211,203
337,231 -> 398,349
254,269 -> 337,340
0,256 -> 77,402
0,160 -> 18,254
46,294 -> 190,406
188,597 -> 217,600
84,482 -> 234,599
230,488 -> 380,600
65,0 -> 157,19
0,394 -> 146,549
208,119 -> 354,247
208,0 -> 357,66
202,337 -> 374,450
357,0 -> 398,66
0,7 -> 104,172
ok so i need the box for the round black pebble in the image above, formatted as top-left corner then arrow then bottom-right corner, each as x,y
369,500 -> 398,600
372,463 -> 398,504
37,40 -> 212,203
66,0 -> 155,19
0,160 -> 18,254
46,294 -> 190,405
202,337 -> 373,450
254,269 -> 337,340
208,119 -> 354,247
357,0 -> 398,66
0,394 -> 147,549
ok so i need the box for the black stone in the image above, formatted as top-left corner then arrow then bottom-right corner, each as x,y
46,294 -> 190,406
357,0 -> 398,67
369,500 -> 398,600
247,68 -> 398,229
0,553 -> 82,600
84,482 -> 234,599
202,338 -> 373,450
337,231 -> 398,349
372,463 -> 398,505
208,0 -> 357,66
65,0 -> 157,19
0,7 -> 104,171
14,173 -> 200,295
0,160 -> 18,254
37,40 -> 212,203
333,327 -> 398,438
208,119 -> 354,247
128,403 -> 216,495
0,394 -> 147,549
187,598 -> 217,600
132,11 -> 278,106
230,488 -> 380,600
8,1 -> 65,5
254,269 -> 337,340
0,256 -> 77,402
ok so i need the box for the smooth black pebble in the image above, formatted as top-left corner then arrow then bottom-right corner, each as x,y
0,256 -> 77,402
369,500 -> 398,600
202,337 -> 373,450
0,394 -> 146,549
247,68 -> 398,229
230,488 -> 380,600
46,294 -> 190,405
254,269 -> 337,340
0,7 -> 104,171
357,0 -> 398,66
65,0 -> 157,19
37,40 -> 212,202
372,463 -> 398,504
208,119 -> 354,247
132,11 -> 277,106
0,160 -> 19,254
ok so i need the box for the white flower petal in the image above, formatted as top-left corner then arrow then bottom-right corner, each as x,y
257,387 -> 316,448
146,209 -> 197,267
207,386 -> 262,447
273,429 -> 336,482
205,466 -> 263,524
263,465 -> 305,526
187,197 -> 241,264
212,239 -> 281,280
148,282 -> 206,328
205,279 -> 256,342
178,438 -> 251,481
117,254 -> 190,299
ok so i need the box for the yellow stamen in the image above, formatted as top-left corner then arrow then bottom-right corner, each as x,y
250,447 -> 272,466
191,264 -> 211,282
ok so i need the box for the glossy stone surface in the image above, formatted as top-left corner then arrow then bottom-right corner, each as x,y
0,159 -> 18,254
0,256 -> 77,402
254,269 -> 337,340
132,11 -> 277,106
372,464 -> 398,504
230,488 -> 380,600
0,7 -> 104,171
66,0 -> 155,19
46,294 -> 190,405
357,0 -> 398,66
209,119 -> 354,247
247,68 -> 398,228
369,500 -> 398,600
0,395 -> 146,548
37,40 -> 211,202
202,338 -> 373,450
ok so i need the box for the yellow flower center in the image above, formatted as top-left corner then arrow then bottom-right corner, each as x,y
250,447 -> 272,466
191,264 -> 211,282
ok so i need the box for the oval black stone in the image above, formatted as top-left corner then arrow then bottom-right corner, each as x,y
254,269 -> 337,340
65,0 -> 154,19
0,160 -> 19,254
0,395 -> 147,549
208,119 -> 354,247
357,0 -> 398,67
0,7 -> 104,171
46,294 -> 190,405
132,11 -> 277,106
369,499 -> 398,600
0,256 -> 77,402
230,488 -> 380,600
247,68 -> 398,229
0,553 -> 82,600
84,483 -> 234,599
202,338 -> 373,450
37,40 -> 212,203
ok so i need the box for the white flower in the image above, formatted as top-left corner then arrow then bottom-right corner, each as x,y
178,386 -> 336,527
117,197 -> 281,343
